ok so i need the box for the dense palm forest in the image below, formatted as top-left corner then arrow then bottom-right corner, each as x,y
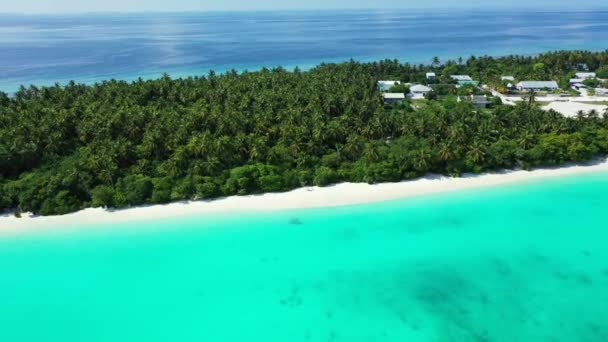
1,50 -> 608,215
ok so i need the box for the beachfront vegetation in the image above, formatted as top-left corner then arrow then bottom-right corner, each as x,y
596,65 -> 608,79
1,50 -> 608,215
583,78 -> 602,88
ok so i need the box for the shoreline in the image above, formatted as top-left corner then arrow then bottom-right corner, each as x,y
2,159 -> 607,234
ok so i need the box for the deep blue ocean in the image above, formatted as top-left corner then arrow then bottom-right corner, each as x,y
1,10 -> 608,92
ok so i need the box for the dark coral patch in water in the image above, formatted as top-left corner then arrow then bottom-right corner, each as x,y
289,218 -> 303,225
492,258 -> 513,277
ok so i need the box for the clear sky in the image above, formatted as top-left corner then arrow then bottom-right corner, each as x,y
2,0 -> 605,13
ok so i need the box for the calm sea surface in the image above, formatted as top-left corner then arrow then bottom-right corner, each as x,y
1,172 -> 608,341
1,10 -> 608,92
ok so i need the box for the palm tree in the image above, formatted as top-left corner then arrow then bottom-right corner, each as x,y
588,109 -> 599,122
432,56 -> 441,67
438,143 -> 453,162
518,131 -> 535,149
526,90 -> 537,105
415,149 -> 432,171
467,142 -> 486,164
576,110 -> 587,120
363,143 -> 379,162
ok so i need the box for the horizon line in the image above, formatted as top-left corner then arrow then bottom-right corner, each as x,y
2,6 -> 608,16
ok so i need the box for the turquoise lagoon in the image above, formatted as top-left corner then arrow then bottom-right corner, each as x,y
1,172 -> 608,341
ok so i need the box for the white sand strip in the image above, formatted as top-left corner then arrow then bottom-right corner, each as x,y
542,101 -> 607,117
1,159 -> 607,234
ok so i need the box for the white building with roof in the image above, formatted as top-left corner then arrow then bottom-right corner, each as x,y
426,72 -> 436,80
382,93 -> 406,104
595,88 -> 608,96
571,83 -> 586,90
569,78 -> 585,85
451,75 -> 473,81
516,81 -> 559,92
501,76 -> 515,81
458,95 -> 490,109
409,84 -> 433,99
575,72 -> 596,79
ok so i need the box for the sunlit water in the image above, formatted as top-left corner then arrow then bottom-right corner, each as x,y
1,10 -> 608,92
1,172 -> 607,341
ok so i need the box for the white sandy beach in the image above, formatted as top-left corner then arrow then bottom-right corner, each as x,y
1,159 -> 608,234
542,101 -> 607,117
490,87 -> 608,117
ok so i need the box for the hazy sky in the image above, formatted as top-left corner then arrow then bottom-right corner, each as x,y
2,0 -> 605,13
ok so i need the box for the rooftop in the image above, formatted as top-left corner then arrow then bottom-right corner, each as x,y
378,80 -> 401,85
458,80 -> 479,86
517,81 -> 559,89
382,93 -> 406,99
471,95 -> 490,103
595,88 -> 608,95
458,95 -> 489,104
451,75 -> 473,81
410,84 -> 433,92
575,72 -> 596,79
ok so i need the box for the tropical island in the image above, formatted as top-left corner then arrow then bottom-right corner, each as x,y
1,50 -> 608,217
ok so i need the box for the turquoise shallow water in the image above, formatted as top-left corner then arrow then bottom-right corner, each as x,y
1,173 -> 608,341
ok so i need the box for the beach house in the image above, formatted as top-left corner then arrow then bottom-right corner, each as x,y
451,75 -> 473,82
471,95 -> 490,108
570,81 -> 587,91
377,81 -> 401,92
450,75 -> 479,87
569,78 -> 585,85
575,72 -> 596,79
501,76 -> 515,82
516,81 -> 559,92
426,72 -> 436,80
595,88 -> 608,96
457,80 -> 480,87
569,78 -> 588,90
382,93 -> 406,104
458,95 -> 490,109
409,84 -> 433,99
